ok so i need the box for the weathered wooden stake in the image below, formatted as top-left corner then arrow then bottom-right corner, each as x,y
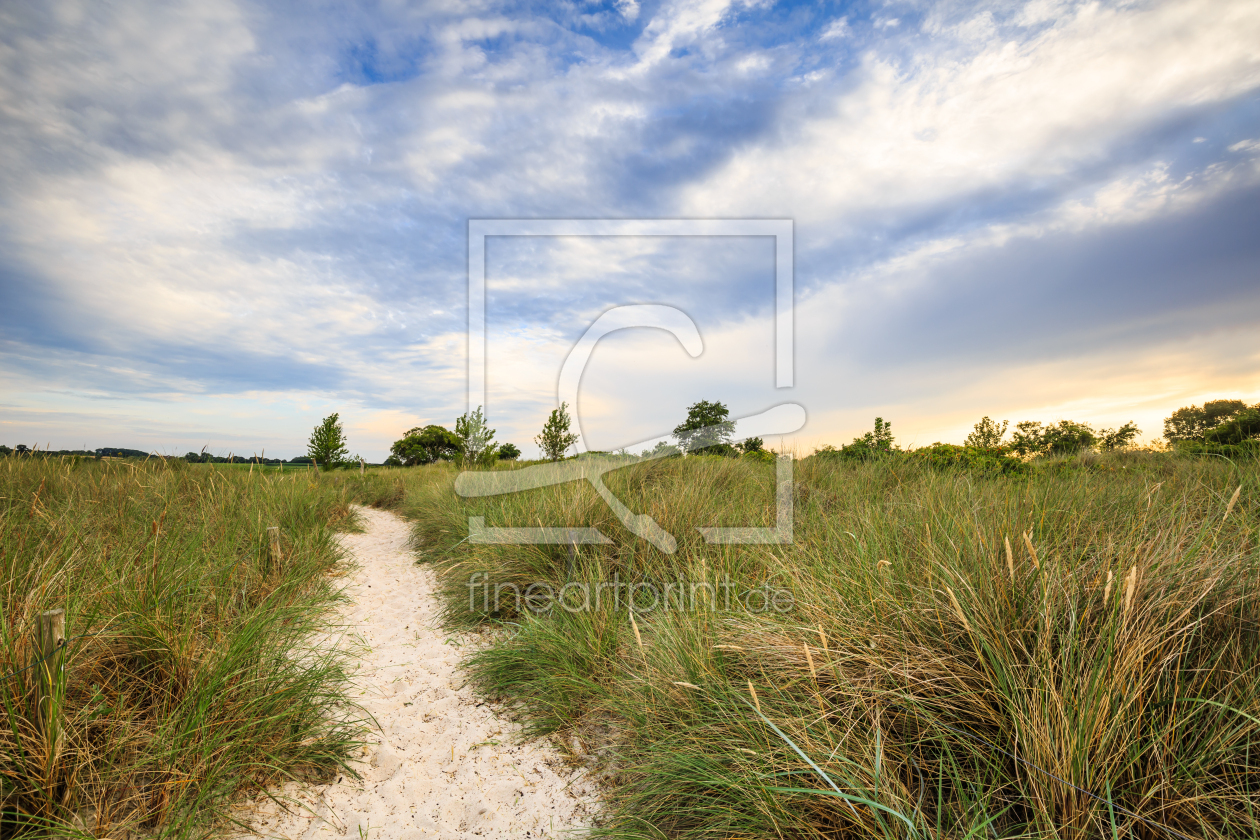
36,608 -> 66,760
565,530 -> 577,580
268,526 -> 283,568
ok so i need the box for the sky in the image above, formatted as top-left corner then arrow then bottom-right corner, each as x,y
1,0 -> 1259,460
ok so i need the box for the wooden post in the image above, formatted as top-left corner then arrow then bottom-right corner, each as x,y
268,526 -> 282,569
36,608 -> 66,761
360,458 -> 365,475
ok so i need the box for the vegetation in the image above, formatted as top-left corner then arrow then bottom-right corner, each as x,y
815,417 -> 899,461
963,416 -> 1008,448
497,442 -> 522,460
0,456 -> 367,838
672,399 -> 736,456
1164,399 -> 1251,443
385,445 -> 1259,840
306,413 -> 353,471
1161,398 -> 1260,459
535,402 -> 579,461
454,407 -> 498,468
388,424 -> 461,467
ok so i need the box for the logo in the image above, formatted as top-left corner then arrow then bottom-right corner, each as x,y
457,219 -> 804,552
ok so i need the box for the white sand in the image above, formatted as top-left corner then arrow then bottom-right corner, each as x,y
244,506 -> 598,840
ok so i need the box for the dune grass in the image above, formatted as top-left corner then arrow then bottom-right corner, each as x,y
0,456 -> 371,839
386,450 -> 1259,839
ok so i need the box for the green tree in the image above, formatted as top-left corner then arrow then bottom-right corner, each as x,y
1164,399 -> 1249,443
964,416 -> 1008,449
1202,406 -> 1260,444
455,406 -> 497,467
812,417 -> 898,460
536,402 -> 579,461
390,425 -> 461,466
1010,420 -> 1097,456
307,413 -> 350,471
673,400 -> 736,455
1098,421 -> 1141,451
640,440 -> 680,459
497,442 -> 522,460
846,417 -> 896,454
736,436 -> 764,453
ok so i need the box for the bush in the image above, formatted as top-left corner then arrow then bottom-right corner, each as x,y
1175,439 -> 1260,460
964,416 -> 1008,448
908,443 -> 1029,475
390,424 -> 461,466
814,417 -> 898,461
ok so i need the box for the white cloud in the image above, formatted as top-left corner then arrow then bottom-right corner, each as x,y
680,0 -> 1260,221
819,17 -> 850,41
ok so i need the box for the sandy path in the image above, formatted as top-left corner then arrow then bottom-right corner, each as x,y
246,506 -> 597,840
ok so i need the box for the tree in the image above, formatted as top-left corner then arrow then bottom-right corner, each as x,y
536,402 -> 579,461
673,400 -> 736,455
390,425 -> 461,466
1164,399 -> 1249,443
736,436 -> 764,454
455,406 -> 497,467
640,440 -> 680,459
307,413 -> 350,471
1202,406 -> 1260,444
812,417 -> 898,460
1010,420 -> 1097,456
965,417 -> 1008,449
1098,421 -> 1141,451
497,442 -> 521,460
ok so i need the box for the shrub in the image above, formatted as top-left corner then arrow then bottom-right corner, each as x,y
814,417 -> 898,460
964,416 -> 1008,448
909,442 -> 1029,475
390,424 -> 461,466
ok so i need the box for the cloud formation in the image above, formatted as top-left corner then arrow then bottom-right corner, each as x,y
1,0 -> 1258,458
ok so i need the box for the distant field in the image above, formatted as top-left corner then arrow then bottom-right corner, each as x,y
377,449 -> 1259,840
0,457 -> 373,838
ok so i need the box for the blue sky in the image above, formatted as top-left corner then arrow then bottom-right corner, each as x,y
2,0 -> 1259,459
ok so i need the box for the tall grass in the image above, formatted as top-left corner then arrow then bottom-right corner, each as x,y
0,457 -> 370,839
394,451 -> 1259,839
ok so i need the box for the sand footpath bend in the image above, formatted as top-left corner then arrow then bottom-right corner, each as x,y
243,506 -> 598,840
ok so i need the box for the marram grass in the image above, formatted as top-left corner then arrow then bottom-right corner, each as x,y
383,450 -> 1258,839
0,457 -> 371,839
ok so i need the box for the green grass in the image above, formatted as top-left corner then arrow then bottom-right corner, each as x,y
0,456 -> 375,839
385,450 -> 1259,839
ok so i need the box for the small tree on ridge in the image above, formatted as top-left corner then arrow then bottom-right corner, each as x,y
307,413 -> 350,471
536,402 -> 579,461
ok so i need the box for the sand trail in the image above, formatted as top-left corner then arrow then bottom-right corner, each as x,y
245,506 -> 596,840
